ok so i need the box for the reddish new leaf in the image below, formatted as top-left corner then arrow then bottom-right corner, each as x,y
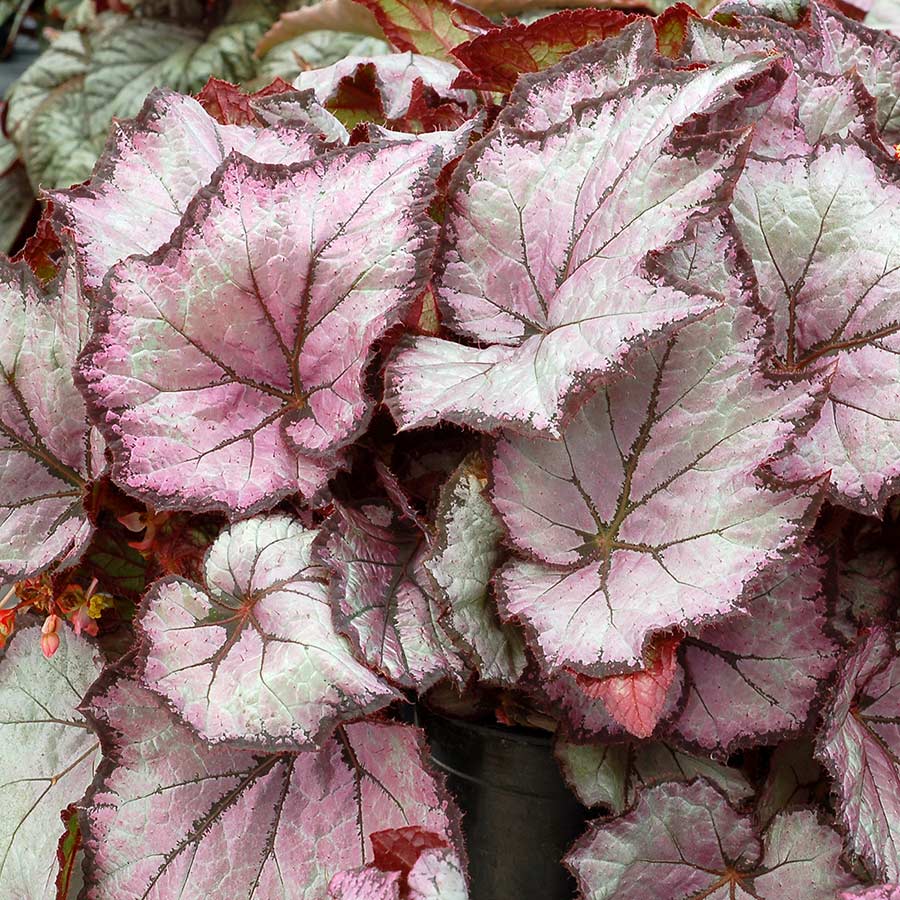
81,673 -> 465,899
196,77 -> 295,126
567,779 -> 857,899
0,257 -> 104,580
79,142 -> 438,516
571,634 -> 681,738
817,627 -> 900,881
353,0 -> 493,60
137,515 -> 398,748
385,57 -> 788,437
451,10 -> 636,92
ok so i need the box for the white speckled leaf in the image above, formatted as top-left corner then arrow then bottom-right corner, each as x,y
0,627 -> 103,899
138,514 -> 398,748
732,141 -> 900,513
52,89 -> 321,292
385,57 -> 788,437
0,257 -> 104,580
492,299 -> 825,676
425,456 -> 526,686
82,673 -> 464,900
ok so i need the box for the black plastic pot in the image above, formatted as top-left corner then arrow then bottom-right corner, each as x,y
419,710 -> 588,900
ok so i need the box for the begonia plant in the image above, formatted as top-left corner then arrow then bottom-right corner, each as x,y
2,0 -> 900,897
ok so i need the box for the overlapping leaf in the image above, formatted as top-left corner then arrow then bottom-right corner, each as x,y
451,10 -> 635,92
497,19 -> 666,132
318,501 -> 465,690
490,230 -> 826,675
385,56 -> 788,437
79,141 -> 438,516
424,455 -> 526,685
732,140 -> 900,513
556,739 -> 753,814
137,515 -> 398,747
293,52 -> 475,123
817,627 -> 900,881
52,89 -> 321,293
81,671 -> 464,899
567,779 -> 857,899
0,627 -> 103,899
0,256 -> 104,580
669,546 -> 838,754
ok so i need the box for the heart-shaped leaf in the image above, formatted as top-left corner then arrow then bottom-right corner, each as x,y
79,141 -> 438,516
137,514 -> 398,748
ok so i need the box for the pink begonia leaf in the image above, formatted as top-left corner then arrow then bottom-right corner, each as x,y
424,455 -> 526,686
51,90 -> 321,294
812,4 -> 900,143
385,56 -> 789,438
371,826 -> 449,874
669,546 -> 839,755
251,90 -> 352,145
0,627 -> 103,899
569,634 -> 682,739
556,739 -> 753,814
491,267 -> 827,675
817,627 -> 900,881
329,868 -> 402,900
329,848 -> 467,900
80,671 -> 465,900
497,19 -> 667,133
293,53 -> 475,121
567,779 -> 857,899
844,888 -> 900,900
0,257 -> 104,581
682,17 -> 880,155
318,500 -> 466,690
79,142 -> 439,517
137,514 -> 398,748
732,140 -> 900,514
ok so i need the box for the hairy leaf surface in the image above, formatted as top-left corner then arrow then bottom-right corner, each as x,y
386,57 -> 787,436
0,258 -> 103,580
138,515 -> 398,747
0,627 -> 102,899
79,142 -> 438,516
